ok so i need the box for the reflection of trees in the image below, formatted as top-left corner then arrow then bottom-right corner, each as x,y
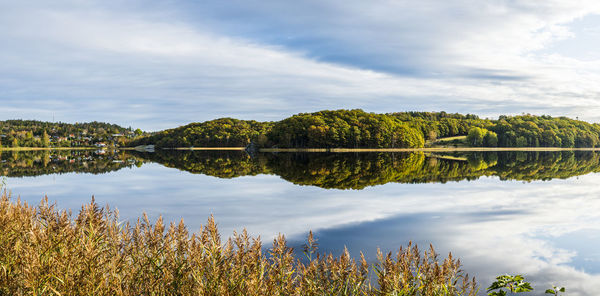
485,151 -> 600,181
264,153 -> 427,189
0,150 -> 142,177
5,150 -> 600,189
126,150 -> 268,179
130,150 -> 600,189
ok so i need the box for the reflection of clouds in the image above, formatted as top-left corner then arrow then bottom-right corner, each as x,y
6,167 -> 600,295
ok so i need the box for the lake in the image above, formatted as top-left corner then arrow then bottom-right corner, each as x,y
2,149 -> 600,295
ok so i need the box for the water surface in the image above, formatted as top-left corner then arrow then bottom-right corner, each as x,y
2,150 -> 600,295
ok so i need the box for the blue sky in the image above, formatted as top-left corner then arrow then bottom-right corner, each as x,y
1,0 -> 600,131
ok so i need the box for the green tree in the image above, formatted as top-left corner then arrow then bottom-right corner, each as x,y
427,130 -> 437,141
516,136 -> 527,147
484,131 -> 498,147
41,130 -> 50,147
541,130 -> 558,147
467,127 -> 485,146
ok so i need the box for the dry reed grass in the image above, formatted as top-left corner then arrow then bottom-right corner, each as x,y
0,191 -> 477,295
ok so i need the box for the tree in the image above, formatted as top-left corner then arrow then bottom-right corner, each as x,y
427,130 -> 437,141
467,127 -> 485,146
41,130 -> 50,147
541,130 -> 558,147
516,136 -> 527,147
484,131 -> 498,147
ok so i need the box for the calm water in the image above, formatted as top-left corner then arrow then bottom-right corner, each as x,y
3,150 -> 600,295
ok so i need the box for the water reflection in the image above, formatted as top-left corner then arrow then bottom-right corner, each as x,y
2,150 -> 600,295
4,150 -> 600,187
0,150 -> 142,177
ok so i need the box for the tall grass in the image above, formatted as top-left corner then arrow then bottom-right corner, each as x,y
0,191 -> 477,295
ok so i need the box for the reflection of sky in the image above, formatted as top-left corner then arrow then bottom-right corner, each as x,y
5,163 -> 600,295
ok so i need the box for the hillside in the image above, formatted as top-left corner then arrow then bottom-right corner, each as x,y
127,110 -> 600,149
127,118 -> 273,148
130,110 -> 425,149
5,110 -> 600,149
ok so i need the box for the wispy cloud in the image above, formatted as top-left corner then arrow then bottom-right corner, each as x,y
1,1 -> 600,130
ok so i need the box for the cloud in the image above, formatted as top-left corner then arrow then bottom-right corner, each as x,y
0,1 -> 600,130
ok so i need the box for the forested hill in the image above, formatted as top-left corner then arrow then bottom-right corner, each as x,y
5,110 -> 600,149
267,110 -> 424,148
390,112 -> 487,140
126,109 -> 600,149
391,112 -> 600,147
128,110 -> 425,148
128,118 -> 274,148
0,120 -> 137,148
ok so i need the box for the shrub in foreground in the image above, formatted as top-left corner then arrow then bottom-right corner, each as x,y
0,192 -> 477,295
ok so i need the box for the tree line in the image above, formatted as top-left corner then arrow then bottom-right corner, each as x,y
129,110 -> 426,149
5,110 -> 600,148
0,120 -> 138,148
128,118 -> 273,148
129,110 -> 600,148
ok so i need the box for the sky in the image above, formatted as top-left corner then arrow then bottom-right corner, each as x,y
2,0 -> 600,131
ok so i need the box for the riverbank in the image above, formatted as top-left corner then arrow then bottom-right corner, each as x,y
259,147 -> 600,152
7,146 -> 600,153
0,147 -> 98,151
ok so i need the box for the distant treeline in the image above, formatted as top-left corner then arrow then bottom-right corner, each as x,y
128,110 -> 424,148
128,109 -> 600,148
5,110 -> 600,148
0,120 -> 139,148
128,118 -> 273,148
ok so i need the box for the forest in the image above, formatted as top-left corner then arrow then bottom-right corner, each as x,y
127,110 -> 600,149
5,110 -> 600,149
127,118 -> 273,148
0,120 -> 138,148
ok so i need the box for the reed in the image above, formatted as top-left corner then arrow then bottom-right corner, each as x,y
0,191 -> 477,295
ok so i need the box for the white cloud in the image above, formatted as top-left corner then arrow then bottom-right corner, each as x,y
0,1 -> 599,131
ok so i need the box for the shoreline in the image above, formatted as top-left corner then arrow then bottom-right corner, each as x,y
165,147 -> 246,151
0,147 -> 99,151
5,146 -> 600,152
259,147 -> 600,152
